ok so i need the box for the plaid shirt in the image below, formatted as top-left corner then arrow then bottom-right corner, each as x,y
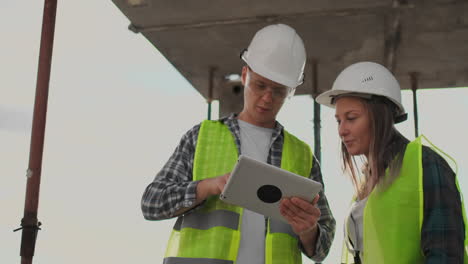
421,145 -> 465,263
142,113 -> 336,262
348,135 -> 466,263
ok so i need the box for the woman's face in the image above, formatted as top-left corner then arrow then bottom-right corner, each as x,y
335,97 -> 371,157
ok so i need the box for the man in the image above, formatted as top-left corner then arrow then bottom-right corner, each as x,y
141,24 -> 335,264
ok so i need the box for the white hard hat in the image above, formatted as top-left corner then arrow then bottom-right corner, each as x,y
316,61 -> 407,122
241,24 -> 306,91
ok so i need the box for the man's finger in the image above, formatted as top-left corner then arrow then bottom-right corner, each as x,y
312,194 -> 320,205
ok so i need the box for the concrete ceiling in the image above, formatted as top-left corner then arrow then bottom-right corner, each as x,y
111,0 -> 468,100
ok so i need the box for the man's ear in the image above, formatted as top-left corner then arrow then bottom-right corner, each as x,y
241,66 -> 248,86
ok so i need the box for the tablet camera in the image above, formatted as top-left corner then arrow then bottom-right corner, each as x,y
257,185 -> 282,203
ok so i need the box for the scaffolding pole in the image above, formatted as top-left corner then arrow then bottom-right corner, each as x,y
314,101 -> 321,163
311,60 -> 322,164
17,0 -> 57,263
207,67 -> 216,120
311,60 -> 323,198
410,72 -> 420,138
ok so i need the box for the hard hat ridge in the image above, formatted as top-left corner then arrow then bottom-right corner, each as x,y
316,61 -> 407,123
241,24 -> 307,91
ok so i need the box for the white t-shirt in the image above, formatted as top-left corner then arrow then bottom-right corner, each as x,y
346,197 -> 368,260
236,119 -> 274,264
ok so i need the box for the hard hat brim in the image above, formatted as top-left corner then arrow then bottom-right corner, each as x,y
316,89 -> 406,117
316,89 -> 359,108
241,53 -> 301,89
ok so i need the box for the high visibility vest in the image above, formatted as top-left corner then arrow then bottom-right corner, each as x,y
164,120 -> 313,264
341,136 -> 468,263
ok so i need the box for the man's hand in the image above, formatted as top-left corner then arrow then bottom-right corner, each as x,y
173,173 -> 230,217
279,194 -> 321,256
197,173 -> 230,202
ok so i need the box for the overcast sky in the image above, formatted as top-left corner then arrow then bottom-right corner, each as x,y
1,1 -> 467,263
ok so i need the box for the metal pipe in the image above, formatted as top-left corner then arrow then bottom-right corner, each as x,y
207,67 -> 216,120
18,0 -> 57,263
311,61 -> 322,165
314,101 -> 321,164
311,60 -> 323,201
207,102 -> 212,120
410,72 -> 419,138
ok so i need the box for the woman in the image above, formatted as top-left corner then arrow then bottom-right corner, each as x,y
316,61 -> 467,263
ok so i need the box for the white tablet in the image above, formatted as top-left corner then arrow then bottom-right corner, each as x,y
219,155 -> 322,222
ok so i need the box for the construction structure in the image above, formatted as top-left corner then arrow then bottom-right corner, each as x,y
18,0 -> 468,263
111,0 -> 468,155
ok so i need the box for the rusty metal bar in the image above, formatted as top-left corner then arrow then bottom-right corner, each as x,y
18,0 -> 57,263
410,72 -> 420,138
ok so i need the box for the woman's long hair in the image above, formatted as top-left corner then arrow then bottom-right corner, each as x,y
341,96 -> 408,199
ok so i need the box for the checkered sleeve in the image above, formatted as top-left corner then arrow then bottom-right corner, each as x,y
421,146 -> 465,263
141,124 -> 201,220
302,157 -> 336,262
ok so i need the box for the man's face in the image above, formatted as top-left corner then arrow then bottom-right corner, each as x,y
239,66 -> 289,128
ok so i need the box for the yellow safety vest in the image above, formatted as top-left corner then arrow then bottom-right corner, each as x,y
341,136 -> 468,263
164,120 -> 313,264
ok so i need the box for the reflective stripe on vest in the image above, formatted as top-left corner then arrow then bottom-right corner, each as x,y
165,120 -> 312,264
164,257 -> 233,264
173,207 -> 240,231
341,136 -> 468,263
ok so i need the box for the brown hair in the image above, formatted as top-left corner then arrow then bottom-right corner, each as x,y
341,96 -> 408,199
